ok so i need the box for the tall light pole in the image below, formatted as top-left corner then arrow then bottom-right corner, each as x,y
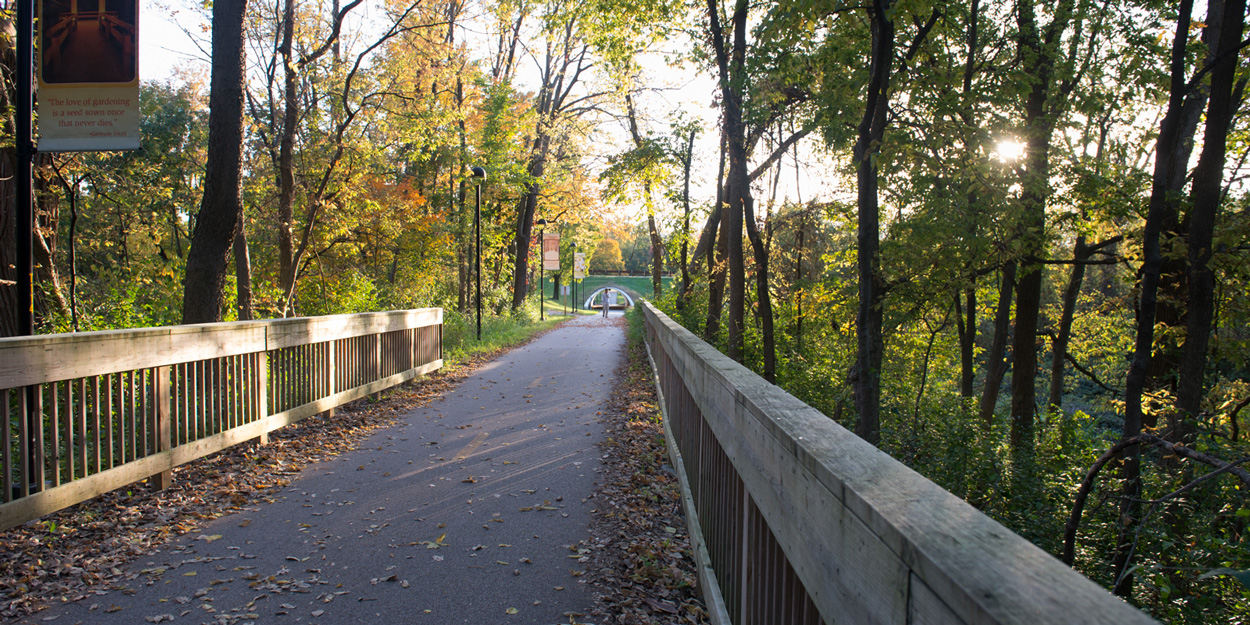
535,218 -> 548,320
472,166 -> 486,340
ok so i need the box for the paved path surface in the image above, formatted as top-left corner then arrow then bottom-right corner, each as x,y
20,316 -> 625,625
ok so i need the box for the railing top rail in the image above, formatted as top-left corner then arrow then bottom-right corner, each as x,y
0,308 -> 442,389
640,302 -> 1154,625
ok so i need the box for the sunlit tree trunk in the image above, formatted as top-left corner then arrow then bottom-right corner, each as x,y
234,225 -> 253,321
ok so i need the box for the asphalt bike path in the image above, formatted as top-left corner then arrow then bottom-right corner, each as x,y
19,315 -> 625,625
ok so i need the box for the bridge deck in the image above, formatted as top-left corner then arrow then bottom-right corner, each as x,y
15,316 -> 625,625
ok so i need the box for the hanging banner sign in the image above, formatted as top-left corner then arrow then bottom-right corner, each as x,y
542,232 -> 560,271
37,0 -> 141,152
573,252 -> 586,279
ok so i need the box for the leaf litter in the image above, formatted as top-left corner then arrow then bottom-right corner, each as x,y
583,317 -> 709,625
0,351 -> 501,620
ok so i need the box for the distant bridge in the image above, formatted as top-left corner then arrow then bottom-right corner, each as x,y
584,286 -> 637,309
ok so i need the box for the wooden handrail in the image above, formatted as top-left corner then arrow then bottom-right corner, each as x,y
640,302 -> 1155,625
0,310 -> 442,531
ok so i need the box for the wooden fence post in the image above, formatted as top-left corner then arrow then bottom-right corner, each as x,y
323,341 -> 336,419
255,352 -> 269,445
152,366 -> 172,490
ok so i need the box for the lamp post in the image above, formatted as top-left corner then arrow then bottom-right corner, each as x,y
535,218 -> 548,320
472,166 -> 486,340
571,242 -> 578,312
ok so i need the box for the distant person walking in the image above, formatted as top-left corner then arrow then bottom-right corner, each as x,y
602,289 -> 610,318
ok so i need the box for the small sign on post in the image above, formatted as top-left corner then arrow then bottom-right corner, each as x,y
542,232 -> 560,271
574,252 -> 586,279
37,0 -> 141,152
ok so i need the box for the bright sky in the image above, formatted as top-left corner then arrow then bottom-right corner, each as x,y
139,2 -> 206,79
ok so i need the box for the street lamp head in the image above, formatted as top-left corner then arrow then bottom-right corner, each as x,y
471,166 -> 487,179
535,218 -> 548,226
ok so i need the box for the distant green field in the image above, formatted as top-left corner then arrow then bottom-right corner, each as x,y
542,275 -> 673,303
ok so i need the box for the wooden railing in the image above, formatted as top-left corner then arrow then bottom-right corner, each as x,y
0,309 -> 442,531
639,302 -> 1156,625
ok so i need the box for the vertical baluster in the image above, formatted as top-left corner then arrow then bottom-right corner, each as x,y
77,378 -> 87,479
185,362 -> 193,442
245,353 -> 254,424
194,360 -> 203,439
114,373 -> 124,467
145,368 -> 154,456
226,356 -> 234,430
50,382 -> 60,487
233,355 -> 242,429
18,388 -> 30,498
91,376 -> 101,475
173,364 -> 183,445
278,348 -> 286,414
34,384 -> 45,492
236,355 -> 243,429
213,358 -> 221,434
294,347 -> 301,408
106,373 -> 116,469
63,380 -> 75,483
61,380 -> 74,483
218,358 -> 226,431
270,350 -> 277,417
274,349 -> 282,414
286,348 -> 293,412
3,390 -> 11,502
128,371 -> 138,462
219,357 -> 227,432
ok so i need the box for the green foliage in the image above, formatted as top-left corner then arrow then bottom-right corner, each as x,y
440,304 -> 564,365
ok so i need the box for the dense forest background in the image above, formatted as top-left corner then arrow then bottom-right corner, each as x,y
2,0 -> 1249,621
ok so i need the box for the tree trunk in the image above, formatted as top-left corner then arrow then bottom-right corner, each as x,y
1047,237 -> 1088,412
276,0 -> 298,316
677,127 -> 695,310
1115,0 -> 1196,598
1176,0 -> 1244,442
1142,1 -> 1220,429
1009,0 -> 1073,463
852,0 -> 895,446
704,0 -> 749,362
511,176 -> 541,310
30,154 -> 67,322
956,288 -> 976,399
1011,263 -> 1043,457
704,129 -> 728,342
182,0 -> 248,324
234,225 -> 253,321
979,261 -> 1017,428
744,195 -> 775,382
705,212 -> 727,344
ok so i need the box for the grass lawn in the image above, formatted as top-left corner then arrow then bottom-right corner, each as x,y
541,275 -> 673,304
